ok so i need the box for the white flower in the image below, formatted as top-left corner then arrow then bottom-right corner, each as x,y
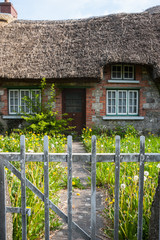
144,176 -> 147,181
133,175 -> 139,181
28,149 -> 34,153
0,149 -> 2,152
101,145 -> 104,147
121,184 -> 126,189
157,164 -> 160,168
144,171 -> 149,176
51,144 -> 55,148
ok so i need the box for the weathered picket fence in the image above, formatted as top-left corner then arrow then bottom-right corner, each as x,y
0,135 -> 160,240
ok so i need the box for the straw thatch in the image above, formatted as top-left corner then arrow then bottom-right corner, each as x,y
0,6 -> 160,80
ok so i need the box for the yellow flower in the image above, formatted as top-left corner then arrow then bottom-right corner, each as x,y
72,181 -> 75,185
148,176 -> 152,179
128,177 -> 132,180
105,198 -> 108,201
106,168 -> 109,170
109,201 -> 113,205
89,128 -> 92,132
76,193 -> 80,196
149,165 -> 152,168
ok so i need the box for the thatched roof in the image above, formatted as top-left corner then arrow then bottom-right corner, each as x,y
0,7 -> 160,80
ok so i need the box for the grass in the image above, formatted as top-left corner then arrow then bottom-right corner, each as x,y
0,131 -> 68,239
81,126 -> 160,240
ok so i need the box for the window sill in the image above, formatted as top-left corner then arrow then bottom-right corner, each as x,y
3,115 -> 23,119
108,80 -> 140,84
103,116 -> 144,120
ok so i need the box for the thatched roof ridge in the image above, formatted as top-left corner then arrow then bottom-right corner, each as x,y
0,9 -> 160,80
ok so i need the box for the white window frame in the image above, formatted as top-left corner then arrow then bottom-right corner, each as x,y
9,90 -> 19,114
9,89 -> 41,114
128,90 -> 138,115
123,65 -> 134,80
107,90 -> 117,115
111,65 -> 122,79
111,64 -> 134,80
31,90 -> 41,114
106,89 -> 139,116
20,89 -> 30,114
118,90 -> 127,115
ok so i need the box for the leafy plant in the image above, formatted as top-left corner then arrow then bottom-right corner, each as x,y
1,132 -> 67,239
21,78 -> 75,135
82,125 -> 160,239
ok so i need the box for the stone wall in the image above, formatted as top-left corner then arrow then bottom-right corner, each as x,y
86,65 -> 160,134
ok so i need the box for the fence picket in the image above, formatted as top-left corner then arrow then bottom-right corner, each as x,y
137,136 -> 145,240
20,135 -> 27,240
91,135 -> 96,240
67,135 -> 72,240
44,136 -> 49,240
114,135 -> 120,240
0,162 -> 6,240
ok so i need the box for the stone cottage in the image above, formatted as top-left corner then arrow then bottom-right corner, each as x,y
0,0 -> 160,133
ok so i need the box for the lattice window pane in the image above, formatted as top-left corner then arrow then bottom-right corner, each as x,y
111,65 -> 122,79
31,90 -> 41,113
118,91 -> 127,114
20,90 -> 30,113
128,91 -> 138,114
107,90 -> 116,114
9,90 -> 19,114
123,65 -> 134,79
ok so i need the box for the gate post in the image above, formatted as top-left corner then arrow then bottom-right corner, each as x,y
91,135 -> 96,240
0,162 -> 6,240
67,135 -> 72,240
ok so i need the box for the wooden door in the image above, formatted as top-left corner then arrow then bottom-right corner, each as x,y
62,88 -> 86,134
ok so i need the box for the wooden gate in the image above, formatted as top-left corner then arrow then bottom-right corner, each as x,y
0,135 -> 160,239
0,135 -> 95,240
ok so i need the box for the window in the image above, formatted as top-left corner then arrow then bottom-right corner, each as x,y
111,64 -> 134,80
107,90 -> 138,115
9,89 -> 41,114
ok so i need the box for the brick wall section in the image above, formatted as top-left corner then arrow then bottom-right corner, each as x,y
55,88 -> 62,118
0,88 -> 8,115
42,86 -> 62,119
86,64 -> 160,133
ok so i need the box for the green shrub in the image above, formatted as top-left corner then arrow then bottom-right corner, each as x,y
21,78 -> 74,135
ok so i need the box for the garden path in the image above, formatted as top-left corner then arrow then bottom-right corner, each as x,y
50,142 -> 110,240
